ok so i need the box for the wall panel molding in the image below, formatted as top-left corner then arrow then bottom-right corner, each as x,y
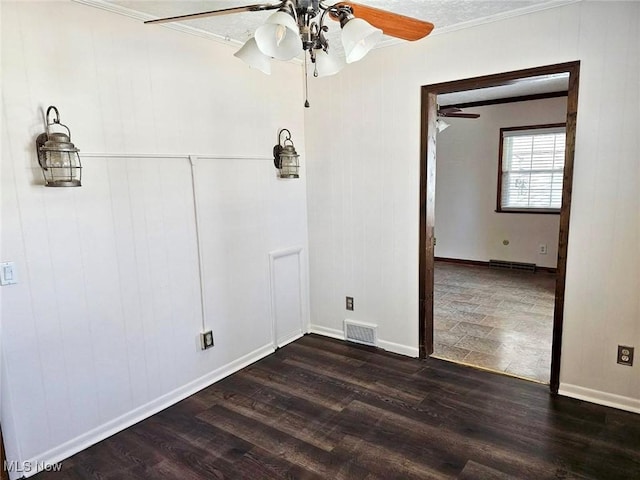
2,1 -> 309,473
81,152 -> 272,161
269,247 -> 306,348
20,343 -> 275,478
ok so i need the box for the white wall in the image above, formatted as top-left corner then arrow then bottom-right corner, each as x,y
305,1 -> 640,412
435,97 -> 566,268
1,1 -> 308,476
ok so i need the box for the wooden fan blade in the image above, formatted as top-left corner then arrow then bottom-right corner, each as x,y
144,3 -> 280,25
438,107 -> 462,114
333,2 -> 434,41
443,113 -> 481,119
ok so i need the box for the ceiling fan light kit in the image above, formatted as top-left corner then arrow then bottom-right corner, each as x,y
340,16 -> 383,63
314,48 -> 345,77
255,6 -> 302,60
145,1 -> 434,84
233,37 -> 272,74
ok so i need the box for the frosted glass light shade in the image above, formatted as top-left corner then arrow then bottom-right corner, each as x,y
234,38 -> 271,75
314,49 -> 345,77
255,11 -> 301,61
341,18 -> 382,63
436,119 -> 450,132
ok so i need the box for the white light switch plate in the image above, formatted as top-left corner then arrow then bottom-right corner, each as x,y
0,262 -> 17,285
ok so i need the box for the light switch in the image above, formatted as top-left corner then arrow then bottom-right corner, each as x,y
0,262 -> 17,285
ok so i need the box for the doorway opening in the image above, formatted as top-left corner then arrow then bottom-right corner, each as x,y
419,62 -> 580,393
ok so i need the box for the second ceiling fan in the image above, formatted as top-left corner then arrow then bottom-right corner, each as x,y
145,1 -> 434,80
438,107 -> 481,119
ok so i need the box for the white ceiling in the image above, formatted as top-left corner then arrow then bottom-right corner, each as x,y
438,73 -> 569,106
79,0 -> 576,101
92,0 -> 577,47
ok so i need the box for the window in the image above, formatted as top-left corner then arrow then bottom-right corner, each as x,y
497,124 -> 566,213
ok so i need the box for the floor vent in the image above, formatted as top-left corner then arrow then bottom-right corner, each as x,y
344,320 -> 377,347
489,259 -> 536,272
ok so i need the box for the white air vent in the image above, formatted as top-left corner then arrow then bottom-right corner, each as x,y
344,320 -> 377,347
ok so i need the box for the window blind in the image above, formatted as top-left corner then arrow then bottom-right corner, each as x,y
501,127 -> 566,211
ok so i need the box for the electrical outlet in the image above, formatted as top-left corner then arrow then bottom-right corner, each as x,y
346,296 -> 354,311
0,262 -> 17,286
617,345 -> 634,366
200,331 -> 214,350
539,244 -> 548,255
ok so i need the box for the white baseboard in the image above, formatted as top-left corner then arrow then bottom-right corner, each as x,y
22,343 -> 275,478
276,331 -> 305,348
309,324 -> 345,340
377,339 -> 419,358
559,383 -> 640,414
309,324 -> 418,358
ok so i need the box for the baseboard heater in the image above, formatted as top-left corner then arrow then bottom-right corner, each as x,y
489,259 -> 537,272
344,320 -> 377,347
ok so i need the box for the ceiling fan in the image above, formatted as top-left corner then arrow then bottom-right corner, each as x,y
145,1 -> 434,105
437,106 -> 481,119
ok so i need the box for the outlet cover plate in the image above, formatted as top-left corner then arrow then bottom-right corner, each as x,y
617,345 -> 634,366
200,331 -> 214,350
346,296 -> 354,311
0,262 -> 17,286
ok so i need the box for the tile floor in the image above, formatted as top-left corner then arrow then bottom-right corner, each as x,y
432,261 -> 555,383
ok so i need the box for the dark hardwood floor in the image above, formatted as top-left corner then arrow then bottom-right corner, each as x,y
34,334 -> 639,480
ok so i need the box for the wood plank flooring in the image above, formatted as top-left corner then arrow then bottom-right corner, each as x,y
34,335 -> 639,480
434,262 -> 555,383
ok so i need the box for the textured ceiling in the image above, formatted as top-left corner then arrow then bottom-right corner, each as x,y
106,1 -> 576,49
87,0 -> 575,100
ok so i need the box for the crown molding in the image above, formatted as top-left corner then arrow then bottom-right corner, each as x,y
72,0 -> 581,62
374,0 -> 581,51
71,0 -> 306,65
428,0 -> 582,38
72,0 -> 244,46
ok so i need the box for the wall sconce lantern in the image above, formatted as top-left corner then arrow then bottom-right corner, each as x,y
273,128 -> 300,179
36,106 -> 82,187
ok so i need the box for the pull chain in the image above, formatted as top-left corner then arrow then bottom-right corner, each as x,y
304,51 -> 310,108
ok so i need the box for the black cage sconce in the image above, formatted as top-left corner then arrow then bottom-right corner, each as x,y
36,106 -> 82,187
273,128 -> 300,179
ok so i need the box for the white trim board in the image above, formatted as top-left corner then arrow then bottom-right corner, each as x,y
427,0 -> 581,38
277,332 -> 306,349
72,0 -> 243,46
21,343 -> 275,478
377,339 -> 419,358
73,0 -> 580,54
559,384 -> 640,415
71,0 -> 305,65
309,324 -> 418,357
269,247 -> 306,349
309,324 -> 344,341
82,152 -> 272,161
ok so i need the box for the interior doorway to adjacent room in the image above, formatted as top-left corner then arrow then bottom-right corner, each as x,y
419,62 -> 580,393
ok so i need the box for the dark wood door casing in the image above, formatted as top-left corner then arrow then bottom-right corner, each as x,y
419,61 -> 580,394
